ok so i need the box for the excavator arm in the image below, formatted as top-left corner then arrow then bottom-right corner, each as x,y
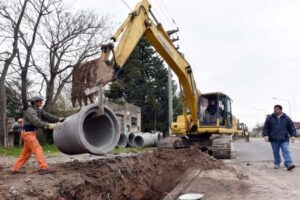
72,0 -> 199,132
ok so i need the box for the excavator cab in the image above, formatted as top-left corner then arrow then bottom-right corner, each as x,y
199,93 -> 233,128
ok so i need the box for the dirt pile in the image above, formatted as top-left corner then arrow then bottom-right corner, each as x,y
0,149 -> 225,200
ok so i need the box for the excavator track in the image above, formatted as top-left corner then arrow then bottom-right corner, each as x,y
212,135 -> 233,159
159,135 -> 234,160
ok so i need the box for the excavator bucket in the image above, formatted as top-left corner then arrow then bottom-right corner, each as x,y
71,58 -> 116,107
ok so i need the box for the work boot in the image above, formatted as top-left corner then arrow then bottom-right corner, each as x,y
287,164 -> 295,171
38,169 -> 56,175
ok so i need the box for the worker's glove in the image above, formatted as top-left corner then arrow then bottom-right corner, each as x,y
59,117 -> 65,122
47,123 -> 56,129
291,136 -> 296,143
47,123 -> 62,130
264,136 -> 269,142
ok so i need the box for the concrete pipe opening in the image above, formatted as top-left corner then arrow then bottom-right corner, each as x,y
153,132 -> 163,146
134,133 -> 154,148
157,133 -> 162,141
134,135 -> 144,147
128,132 -> 135,147
54,103 -> 120,155
83,114 -> 113,148
117,133 -> 127,148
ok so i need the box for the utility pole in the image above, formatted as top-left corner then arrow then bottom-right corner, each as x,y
168,67 -> 173,137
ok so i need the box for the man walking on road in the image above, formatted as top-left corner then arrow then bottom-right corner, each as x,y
11,95 -> 63,175
263,105 -> 297,170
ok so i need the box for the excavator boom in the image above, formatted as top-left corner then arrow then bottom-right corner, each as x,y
72,0 -> 199,131
111,0 -> 199,131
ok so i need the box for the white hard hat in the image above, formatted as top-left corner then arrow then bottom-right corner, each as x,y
28,95 -> 45,102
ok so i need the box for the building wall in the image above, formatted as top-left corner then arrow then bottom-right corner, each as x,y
105,101 -> 141,133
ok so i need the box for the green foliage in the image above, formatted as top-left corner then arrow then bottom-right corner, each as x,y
49,97 -> 78,117
106,38 -> 179,132
0,144 -> 60,157
173,94 -> 183,121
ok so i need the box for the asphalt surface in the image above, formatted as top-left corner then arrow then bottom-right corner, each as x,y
167,138 -> 300,199
234,138 -> 300,164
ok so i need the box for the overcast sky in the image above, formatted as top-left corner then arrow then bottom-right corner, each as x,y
68,0 -> 300,129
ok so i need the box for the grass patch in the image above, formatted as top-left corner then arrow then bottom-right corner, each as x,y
43,144 -> 61,156
112,147 -> 157,155
0,144 -> 61,157
0,145 -> 157,157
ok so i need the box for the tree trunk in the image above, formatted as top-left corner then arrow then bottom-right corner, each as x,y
0,51 -> 19,147
21,68 -> 28,111
0,82 -> 7,146
43,77 -> 55,111
0,0 -> 29,146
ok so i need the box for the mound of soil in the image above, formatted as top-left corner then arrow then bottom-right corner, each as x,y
0,149 -> 225,200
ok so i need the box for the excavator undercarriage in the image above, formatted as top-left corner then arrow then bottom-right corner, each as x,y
159,134 -> 233,159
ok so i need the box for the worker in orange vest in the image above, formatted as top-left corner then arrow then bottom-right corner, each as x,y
11,95 -> 64,174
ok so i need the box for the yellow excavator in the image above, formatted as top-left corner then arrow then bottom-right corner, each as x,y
233,120 -> 250,142
71,0 -> 237,158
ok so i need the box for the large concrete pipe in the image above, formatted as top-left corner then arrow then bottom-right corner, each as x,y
54,103 -> 120,155
128,132 -> 140,147
134,132 -> 155,148
153,132 -> 163,146
117,132 -> 127,148
128,132 -> 135,147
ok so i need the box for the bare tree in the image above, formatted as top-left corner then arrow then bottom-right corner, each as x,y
0,0 -> 29,146
33,3 -> 111,111
17,0 -> 59,110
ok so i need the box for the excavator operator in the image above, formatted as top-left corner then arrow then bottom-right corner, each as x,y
204,99 -> 218,125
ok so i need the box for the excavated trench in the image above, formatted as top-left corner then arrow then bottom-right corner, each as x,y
0,149 -> 225,200
55,149 -> 225,200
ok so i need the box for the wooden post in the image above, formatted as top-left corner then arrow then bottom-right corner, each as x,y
5,118 -> 15,148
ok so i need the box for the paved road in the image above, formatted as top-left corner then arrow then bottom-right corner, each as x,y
234,138 -> 300,164
166,138 -> 300,200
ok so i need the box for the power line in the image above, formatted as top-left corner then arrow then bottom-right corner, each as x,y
152,0 -> 174,29
149,1 -> 165,25
151,0 -> 180,42
160,0 -> 178,27
121,0 -> 132,11
150,0 -> 172,29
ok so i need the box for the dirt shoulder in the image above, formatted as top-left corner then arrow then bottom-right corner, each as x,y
227,160 -> 300,200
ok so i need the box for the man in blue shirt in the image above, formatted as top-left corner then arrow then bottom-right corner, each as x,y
263,105 -> 297,170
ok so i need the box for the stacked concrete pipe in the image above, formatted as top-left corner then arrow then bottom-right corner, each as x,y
127,132 -> 135,147
117,132 -> 127,148
134,132 -> 156,148
117,132 -> 131,148
53,103 -> 120,155
128,132 -> 143,147
153,132 -> 163,146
